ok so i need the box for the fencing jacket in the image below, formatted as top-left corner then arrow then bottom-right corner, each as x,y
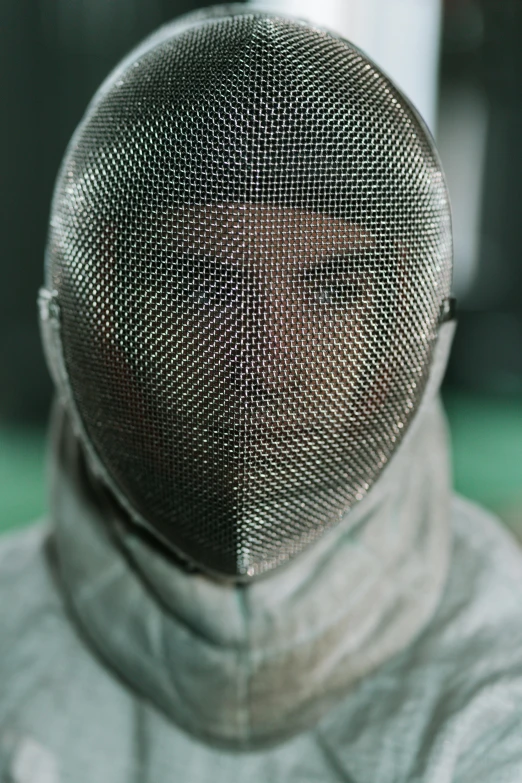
1,394 -> 522,783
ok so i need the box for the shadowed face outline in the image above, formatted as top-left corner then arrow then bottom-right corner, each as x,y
160,202 -> 387,433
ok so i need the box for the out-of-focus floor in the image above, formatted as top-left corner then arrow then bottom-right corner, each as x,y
0,426 -> 47,534
443,391 -> 522,538
0,391 -> 521,538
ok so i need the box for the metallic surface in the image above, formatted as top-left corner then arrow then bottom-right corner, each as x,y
46,11 -> 452,577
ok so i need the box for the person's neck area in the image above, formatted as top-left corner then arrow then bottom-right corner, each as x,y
50,398 -> 451,749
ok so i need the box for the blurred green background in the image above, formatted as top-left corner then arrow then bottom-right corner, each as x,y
1,390 -> 521,537
443,392 -> 522,537
0,426 -> 47,533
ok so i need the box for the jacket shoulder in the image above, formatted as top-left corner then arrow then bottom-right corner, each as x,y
0,524 -> 136,781
411,497 -> 522,781
321,497 -> 522,783
450,493 -> 522,598
0,524 -> 75,715
429,497 -> 522,780
0,523 -> 63,656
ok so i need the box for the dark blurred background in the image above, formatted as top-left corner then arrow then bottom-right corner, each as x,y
1,0 -> 521,533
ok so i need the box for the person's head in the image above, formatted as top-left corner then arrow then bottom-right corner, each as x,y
40,7 -> 452,578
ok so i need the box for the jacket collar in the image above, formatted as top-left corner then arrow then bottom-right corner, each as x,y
50,392 -> 451,749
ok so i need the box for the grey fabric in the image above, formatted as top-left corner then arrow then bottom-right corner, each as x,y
2,481 -> 522,780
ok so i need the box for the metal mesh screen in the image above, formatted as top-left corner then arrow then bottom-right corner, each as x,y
46,12 -> 452,578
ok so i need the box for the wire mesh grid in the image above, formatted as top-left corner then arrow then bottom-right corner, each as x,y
47,13 -> 452,577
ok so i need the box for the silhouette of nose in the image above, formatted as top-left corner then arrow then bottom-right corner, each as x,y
232,282 -> 290,403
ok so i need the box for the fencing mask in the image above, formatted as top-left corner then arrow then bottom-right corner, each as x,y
40,7 -> 453,579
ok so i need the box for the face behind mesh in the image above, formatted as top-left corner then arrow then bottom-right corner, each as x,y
47,12 -> 452,578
